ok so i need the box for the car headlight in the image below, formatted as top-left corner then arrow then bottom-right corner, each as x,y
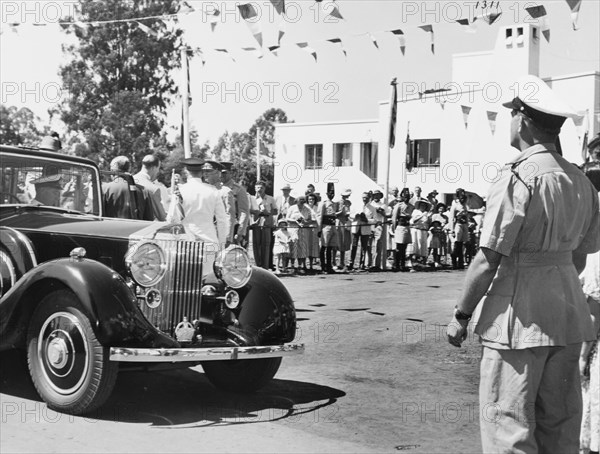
125,241 -> 167,287
213,245 -> 252,289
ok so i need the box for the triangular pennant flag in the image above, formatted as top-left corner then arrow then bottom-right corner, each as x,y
390,29 -> 406,55
328,4 -> 344,20
9,23 -> 20,33
297,42 -> 317,62
137,21 -> 158,38
196,48 -> 206,66
269,0 -> 285,15
178,1 -> 195,15
209,9 -> 220,32
215,48 -> 235,62
368,33 -> 379,49
327,38 -> 347,57
482,11 -> 502,25
418,24 -> 435,53
525,5 -> 550,41
268,45 -> 280,56
238,3 -> 258,20
73,21 -> 90,32
242,47 -> 264,58
486,111 -> 498,135
565,0 -> 582,30
277,15 -> 286,45
461,105 -> 472,128
238,4 -> 263,47
456,17 -> 477,33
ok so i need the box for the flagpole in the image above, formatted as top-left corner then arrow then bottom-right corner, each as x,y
384,78 -> 397,204
256,127 -> 261,182
181,46 -> 191,159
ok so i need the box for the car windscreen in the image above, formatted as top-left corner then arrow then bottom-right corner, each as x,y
0,153 -> 101,216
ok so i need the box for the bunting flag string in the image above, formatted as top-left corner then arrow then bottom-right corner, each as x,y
214,48 -> 236,62
297,42 -> 318,62
327,38 -> 347,58
486,111 -> 498,135
418,24 -> 434,54
565,0 -> 582,30
390,29 -> 406,55
525,5 -> 550,42
237,3 -> 263,47
461,105 -> 472,129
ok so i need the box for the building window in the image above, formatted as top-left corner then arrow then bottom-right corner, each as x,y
305,144 -> 323,169
333,143 -> 353,167
411,139 -> 441,167
360,142 -> 378,180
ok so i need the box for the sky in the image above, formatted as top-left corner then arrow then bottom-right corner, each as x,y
1,0 -> 599,147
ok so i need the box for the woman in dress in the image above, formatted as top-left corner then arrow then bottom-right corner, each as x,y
286,195 -> 315,273
305,193 -> 321,270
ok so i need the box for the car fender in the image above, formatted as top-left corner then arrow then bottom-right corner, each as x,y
233,267 -> 297,345
0,227 -> 38,297
0,257 -> 178,350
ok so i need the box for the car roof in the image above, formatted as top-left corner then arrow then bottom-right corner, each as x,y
0,144 -> 99,169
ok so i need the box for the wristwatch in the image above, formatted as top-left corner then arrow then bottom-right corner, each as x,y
454,306 -> 472,321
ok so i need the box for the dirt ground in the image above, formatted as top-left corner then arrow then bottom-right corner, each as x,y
1,269 -> 483,453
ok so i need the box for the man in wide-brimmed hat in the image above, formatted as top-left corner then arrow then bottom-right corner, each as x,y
447,75 -> 600,453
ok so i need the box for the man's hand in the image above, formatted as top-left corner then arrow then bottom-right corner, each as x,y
447,315 -> 469,347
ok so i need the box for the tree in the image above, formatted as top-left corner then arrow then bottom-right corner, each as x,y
159,129 -> 210,183
58,0 -> 183,168
211,108 -> 290,195
0,105 -> 45,146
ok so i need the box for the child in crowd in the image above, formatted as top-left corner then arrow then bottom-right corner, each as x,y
273,220 -> 292,274
427,220 -> 444,267
451,214 -> 468,269
465,215 -> 478,265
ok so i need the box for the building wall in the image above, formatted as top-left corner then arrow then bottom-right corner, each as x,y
274,23 -> 597,205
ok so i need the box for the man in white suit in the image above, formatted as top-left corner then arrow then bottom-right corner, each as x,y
174,158 -> 230,273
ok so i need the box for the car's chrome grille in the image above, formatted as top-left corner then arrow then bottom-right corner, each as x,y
137,239 -> 204,336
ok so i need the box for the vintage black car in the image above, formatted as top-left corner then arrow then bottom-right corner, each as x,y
0,145 -> 303,414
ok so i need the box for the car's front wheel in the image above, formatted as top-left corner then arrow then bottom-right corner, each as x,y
27,290 -> 118,415
202,357 -> 282,393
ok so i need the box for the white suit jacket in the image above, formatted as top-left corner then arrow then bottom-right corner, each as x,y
179,177 -> 229,244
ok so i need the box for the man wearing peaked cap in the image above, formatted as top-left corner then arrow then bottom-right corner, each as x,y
199,160 -> 234,244
447,74 -> 600,453
171,156 -> 230,274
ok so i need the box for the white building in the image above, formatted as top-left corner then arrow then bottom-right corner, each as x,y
274,23 -> 599,208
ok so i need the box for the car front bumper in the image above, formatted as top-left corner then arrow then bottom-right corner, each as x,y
109,342 -> 305,362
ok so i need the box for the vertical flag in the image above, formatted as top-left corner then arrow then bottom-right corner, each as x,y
390,29 -> 406,55
525,5 -> 550,41
486,111 -> 498,135
388,78 -> 398,149
418,24 -> 435,53
405,122 -> 414,172
238,3 -> 263,47
565,0 -> 582,30
461,105 -> 472,129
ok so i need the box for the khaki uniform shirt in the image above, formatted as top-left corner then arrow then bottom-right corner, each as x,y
473,144 -> 600,349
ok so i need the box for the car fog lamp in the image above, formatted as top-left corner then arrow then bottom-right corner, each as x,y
213,245 -> 252,289
224,290 -> 240,309
145,288 -> 162,309
125,241 -> 167,287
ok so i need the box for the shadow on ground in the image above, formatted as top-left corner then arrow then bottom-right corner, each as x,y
0,350 -> 345,428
